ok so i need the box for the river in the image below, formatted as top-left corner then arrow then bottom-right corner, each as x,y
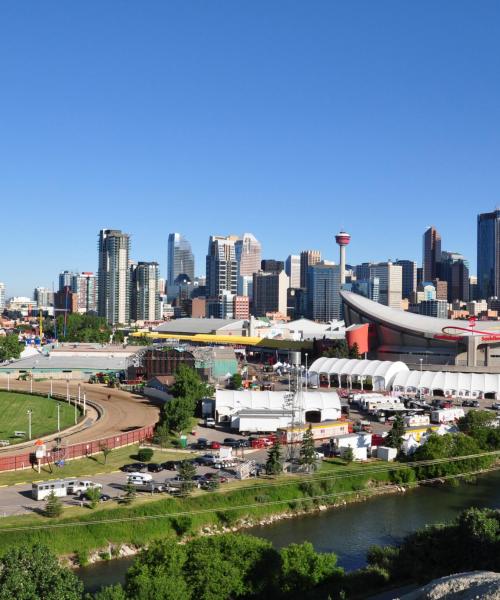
78,470 -> 500,594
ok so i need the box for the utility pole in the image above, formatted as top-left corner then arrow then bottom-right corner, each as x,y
27,409 -> 32,440
57,403 -> 60,432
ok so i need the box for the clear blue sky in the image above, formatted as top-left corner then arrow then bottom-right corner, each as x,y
1,1 -> 499,296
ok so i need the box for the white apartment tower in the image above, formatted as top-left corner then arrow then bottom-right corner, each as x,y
97,229 -> 131,325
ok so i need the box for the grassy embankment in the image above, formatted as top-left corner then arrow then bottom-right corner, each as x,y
0,457 -> 394,560
0,391 -> 76,445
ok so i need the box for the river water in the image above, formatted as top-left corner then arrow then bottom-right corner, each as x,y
78,470 -> 500,594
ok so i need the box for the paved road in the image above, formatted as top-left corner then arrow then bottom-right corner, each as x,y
0,382 -> 161,458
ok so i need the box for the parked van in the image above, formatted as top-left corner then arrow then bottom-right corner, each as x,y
32,480 -> 68,501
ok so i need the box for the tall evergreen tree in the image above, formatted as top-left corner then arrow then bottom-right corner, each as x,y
300,425 -> 317,472
266,439 -> 283,475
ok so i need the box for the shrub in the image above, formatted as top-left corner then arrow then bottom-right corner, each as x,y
45,492 -> 63,518
137,448 -> 154,462
171,516 -> 193,537
75,549 -> 89,566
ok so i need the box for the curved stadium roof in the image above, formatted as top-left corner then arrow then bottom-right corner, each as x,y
340,290 -> 500,337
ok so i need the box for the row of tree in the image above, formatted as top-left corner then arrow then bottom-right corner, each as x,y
0,334 -> 22,361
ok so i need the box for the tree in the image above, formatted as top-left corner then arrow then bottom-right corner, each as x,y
323,340 -> 349,359
0,544 -> 83,600
278,542 -> 343,595
348,342 -> 360,359
178,460 -> 197,497
122,483 -> 137,505
457,410 -> 500,449
85,486 -> 102,509
45,491 -> 63,518
171,364 -> 213,402
266,439 -> 283,475
125,540 -> 190,600
100,443 -> 112,464
300,426 -> 317,472
93,584 -> 127,600
0,334 -> 22,362
343,447 -> 354,463
228,373 -> 242,390
385,414 -> 405,451
161,397 -> 195,435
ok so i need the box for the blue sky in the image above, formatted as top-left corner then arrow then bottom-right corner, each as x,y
1,1 -> 499,296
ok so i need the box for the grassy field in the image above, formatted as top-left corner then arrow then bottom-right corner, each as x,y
0,444 -> 197,487
0,391 -> 76,444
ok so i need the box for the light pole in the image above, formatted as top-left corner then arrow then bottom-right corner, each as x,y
78,383 -> 81,405
30,372 -> 33,394
27,409 -> 32,440
50,377 -> 53,398
83,392 -> 86,415
57,403 -> 60,432
305,353 -> 308,392
66,379 -> 69,403
74,398 -> 77,425
419,358 -> 423,373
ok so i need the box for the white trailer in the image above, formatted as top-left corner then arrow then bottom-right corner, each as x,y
431,408 -> 465,424
404,414 -> 430,427
32,480 -> 68,501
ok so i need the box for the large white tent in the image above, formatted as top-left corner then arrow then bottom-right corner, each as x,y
392,370 -> 500,399
308,357 -> 409,391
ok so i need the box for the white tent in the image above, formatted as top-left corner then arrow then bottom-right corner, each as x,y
392,370 -> 500,400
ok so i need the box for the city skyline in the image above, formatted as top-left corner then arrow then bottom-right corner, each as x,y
2,2 -> 500,296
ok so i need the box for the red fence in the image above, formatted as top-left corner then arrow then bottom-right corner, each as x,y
0,425 -> 155,473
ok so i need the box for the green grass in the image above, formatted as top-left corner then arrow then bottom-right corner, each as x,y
0,391 -> 76,444
0,444 -> 197,487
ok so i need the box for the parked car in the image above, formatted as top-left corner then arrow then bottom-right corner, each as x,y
79,491 -> 111,502
209,441 -> 221,450
223,438 -> 239,448
204,418 -> 216,428
194,454 -> 218,466
121,463 -> 147,473
314,450 -> 325,460
203,472 -> 228,483
161,461 -> 178,471
147,463 -> 163,473
492,402 -> 500,410
462,399 -> 479,407
196,438 -> 209,450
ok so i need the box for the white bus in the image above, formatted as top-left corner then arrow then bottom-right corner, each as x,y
32,480 -> 68,501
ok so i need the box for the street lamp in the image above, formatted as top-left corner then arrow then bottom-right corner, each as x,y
49,377 -> 53,398
419,358 -> 423,373
57,403 -> 60,432
30,371 -> 33,394
66,379 -> 70,403
27,409 -> 32,440
305,353 -> 309,392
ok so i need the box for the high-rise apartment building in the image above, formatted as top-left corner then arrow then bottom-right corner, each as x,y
235,233 -> 261,278
422,226 -> 442,282
252,270 -> 288,316
369,262 -> 402,309
167,233 -> 195,288
395,260 -> 417,300
206,235 -> 238,318
131,262 -> 160,322
261,259 -> 285,274
307,262 -> 341,321
285,255 -> 301,288
300,250 -> 321,288
97,229 -> 131,325
477,209 -> 500,299
71,272 -> 98,313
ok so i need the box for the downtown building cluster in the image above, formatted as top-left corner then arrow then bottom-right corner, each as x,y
2,208 -> 500,326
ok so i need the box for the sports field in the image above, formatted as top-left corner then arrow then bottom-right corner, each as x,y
0,391 -> 77,444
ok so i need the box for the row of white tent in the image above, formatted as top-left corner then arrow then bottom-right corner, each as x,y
308,357 -> 500,399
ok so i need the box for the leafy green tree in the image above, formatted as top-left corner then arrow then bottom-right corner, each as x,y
93,584 -> 127,599
154,422 -> 171,448
100,443 -> 112,464
161,397 -> 195,435
0,334 -> 23,362
278,542 -> 343,595
178,460 -> 197,496
266,438 -> 283,475
457,410 -> 500,449
45,491 -> 63,518
185,534 -> 278,600
122,483 -> 137,505
171,364 -> 213,402
343,446 -> 354,463
125,540 -> 190,600
348,342 -> 360,359
45,313 -> 112,343
385,414 -> 405,451
0,544 -> 83,599
323,340 -> 349,359
85,486 -> 102,509
300,425 -> 317,472
228,373 -> 242,390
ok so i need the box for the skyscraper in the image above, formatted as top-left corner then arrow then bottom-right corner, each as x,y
422,226 -> 442,282
206,235 -> 238,318
0,282 -> 6,311
285,255 -> 301,288
167,233 -> 195,288
395,260 -> 417,300
97,229 -> 131,325
440,252 -> 470,303
131,262 -> 160,321
58,270 -> 74,292
369,262 -> 402,309
235,233 -> 261,277
307,262 -> 341,322
477,209 -> 500,299
34,287 -> 54,308
300,250 -> 321,288
252,270 -> 288,316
